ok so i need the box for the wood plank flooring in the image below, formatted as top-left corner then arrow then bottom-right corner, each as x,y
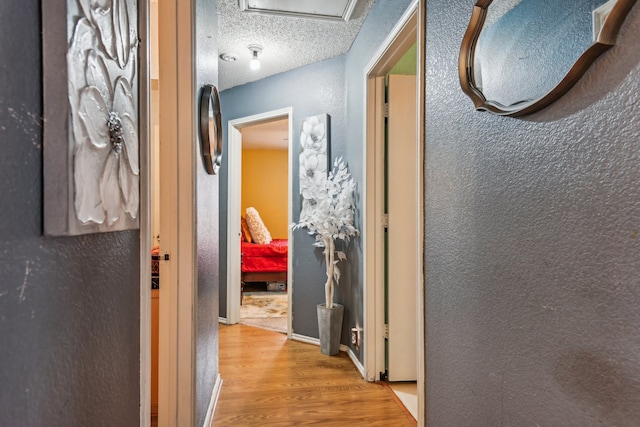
214,324 -> 416,426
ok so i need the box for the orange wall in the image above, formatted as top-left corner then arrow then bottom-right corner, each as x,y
242,149 -> 288,239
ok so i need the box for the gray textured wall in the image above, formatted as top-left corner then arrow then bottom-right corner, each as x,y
425,1 -> 640,425
195,0 -> 220,425
0,1 -> 140,426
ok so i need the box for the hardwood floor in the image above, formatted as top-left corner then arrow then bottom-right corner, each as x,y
214,324 -> 416,426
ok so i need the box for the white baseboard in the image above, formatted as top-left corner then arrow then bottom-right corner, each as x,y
344,346 -> 365,378
203,374 -> 223,427
218,317 -> 228,324
291,333 -> 319,346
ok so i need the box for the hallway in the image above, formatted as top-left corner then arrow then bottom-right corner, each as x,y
214,324 -> 416,426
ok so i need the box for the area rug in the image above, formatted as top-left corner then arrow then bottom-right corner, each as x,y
240,292 -> 288,333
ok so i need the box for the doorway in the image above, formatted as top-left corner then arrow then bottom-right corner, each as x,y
363,0 -> 424,423
148,0 -> 221,424
239,117 -> 290,333
225,108 -> 294,337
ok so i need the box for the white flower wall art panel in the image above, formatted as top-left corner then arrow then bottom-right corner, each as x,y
299,114 -> 330,219
43,0 -> 140,235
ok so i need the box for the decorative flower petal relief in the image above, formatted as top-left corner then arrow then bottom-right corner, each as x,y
299,150 -> 327,187
301,116 -> 327,153
86,50 -> 114,104
77,0 -> 138,69
74,76 -> 139,225
68,18 -> 97,102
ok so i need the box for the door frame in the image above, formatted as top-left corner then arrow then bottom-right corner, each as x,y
362,0 -> 425,422
154,0 -> 198,425
139,0 -> 151,425
226,108 -> 294,337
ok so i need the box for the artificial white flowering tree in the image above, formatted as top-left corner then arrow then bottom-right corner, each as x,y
294,157 -> 359,309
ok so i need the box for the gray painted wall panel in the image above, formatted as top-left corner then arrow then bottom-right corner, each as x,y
425,1 -> 640,425
0,1 -> 140,425
195,0 -> 220,425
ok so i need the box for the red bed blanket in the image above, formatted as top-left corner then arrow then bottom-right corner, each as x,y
241,239 -> 288,273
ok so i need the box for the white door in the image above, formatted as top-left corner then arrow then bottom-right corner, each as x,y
387,74 -> 418,381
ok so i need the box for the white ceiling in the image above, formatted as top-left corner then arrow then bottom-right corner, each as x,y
216,0 -> 374,91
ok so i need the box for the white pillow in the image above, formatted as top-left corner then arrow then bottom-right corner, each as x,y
245,207 -> 272,244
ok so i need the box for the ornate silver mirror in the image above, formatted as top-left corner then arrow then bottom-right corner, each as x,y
459,0 -> 637,116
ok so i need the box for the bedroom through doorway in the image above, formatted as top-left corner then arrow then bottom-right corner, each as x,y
226,108 -> 294,335
239,118 -> 289,333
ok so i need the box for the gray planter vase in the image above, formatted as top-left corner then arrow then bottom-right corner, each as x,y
317,303 -> 344,356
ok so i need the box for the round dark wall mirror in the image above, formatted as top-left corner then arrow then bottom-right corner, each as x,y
199,84 -> 222,174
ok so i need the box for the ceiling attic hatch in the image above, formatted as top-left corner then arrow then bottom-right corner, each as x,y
239,0 -> 358,21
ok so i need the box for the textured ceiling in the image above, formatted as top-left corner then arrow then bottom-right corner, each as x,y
216,0 -> 374,91
240,117 -> 289,150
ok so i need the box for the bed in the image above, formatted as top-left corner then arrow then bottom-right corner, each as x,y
241,239 -> 288,302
